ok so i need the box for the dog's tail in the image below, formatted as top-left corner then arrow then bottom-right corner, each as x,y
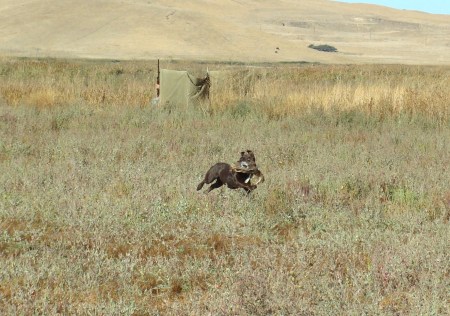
196,181 -> 205,191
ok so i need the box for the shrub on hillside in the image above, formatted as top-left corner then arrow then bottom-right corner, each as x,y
308,44 -> 338,52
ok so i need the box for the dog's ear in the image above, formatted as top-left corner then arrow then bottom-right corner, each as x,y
246,150 -> 255,162
240,151 -> 245,157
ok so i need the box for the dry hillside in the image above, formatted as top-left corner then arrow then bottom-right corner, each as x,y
0,0 -> 449,64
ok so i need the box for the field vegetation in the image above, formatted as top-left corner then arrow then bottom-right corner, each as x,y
1,57 -> 449,315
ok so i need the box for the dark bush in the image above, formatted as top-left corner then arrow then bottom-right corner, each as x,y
308,44 -> 338,52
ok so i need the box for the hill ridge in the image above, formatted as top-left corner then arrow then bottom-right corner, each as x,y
0,0 -> 449,64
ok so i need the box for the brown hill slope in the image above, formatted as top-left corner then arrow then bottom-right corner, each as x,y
0,0 -> 449,64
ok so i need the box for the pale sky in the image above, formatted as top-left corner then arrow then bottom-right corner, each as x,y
335,0 -> 450,14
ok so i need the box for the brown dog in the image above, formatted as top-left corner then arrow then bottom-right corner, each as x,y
197,150 -> 261,194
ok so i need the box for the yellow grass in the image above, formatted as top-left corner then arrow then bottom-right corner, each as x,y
1,57 -> 449,314
1,59 -> 449,124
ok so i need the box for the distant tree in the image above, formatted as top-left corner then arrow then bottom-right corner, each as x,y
308,44 -> 338,52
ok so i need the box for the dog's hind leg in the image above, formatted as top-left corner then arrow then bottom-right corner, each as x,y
197,163 -> 228,192
206,179 -> 223,193
197,174 -> 217,191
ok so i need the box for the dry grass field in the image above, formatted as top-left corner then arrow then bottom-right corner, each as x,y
1,58 -> 449,315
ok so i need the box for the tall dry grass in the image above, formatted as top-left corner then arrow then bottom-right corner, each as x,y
210,64 -> 449,124
1,57 -> 449,315
1,58 -> 449,124
0,58 -> 154,108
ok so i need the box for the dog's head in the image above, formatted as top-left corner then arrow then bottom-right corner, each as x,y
237,150 -> 256,170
